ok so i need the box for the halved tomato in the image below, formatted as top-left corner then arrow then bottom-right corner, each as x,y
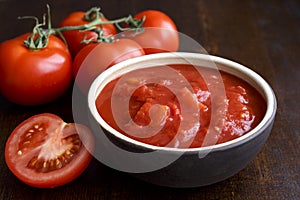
5,113 -> 94,188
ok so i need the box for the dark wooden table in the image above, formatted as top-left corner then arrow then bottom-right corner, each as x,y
0,0 -> 299,199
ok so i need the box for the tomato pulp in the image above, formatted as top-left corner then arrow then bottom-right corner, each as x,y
5,113 -> 94,188
96,65 -> 267,148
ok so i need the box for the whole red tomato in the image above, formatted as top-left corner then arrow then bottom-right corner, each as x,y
0,33 -> 72,106
73,39 -> 145,93
59,11 -> 117,57
130,10 -> 179,54
5,113 -> 94,188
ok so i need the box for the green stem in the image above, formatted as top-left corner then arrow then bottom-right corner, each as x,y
83,7 -> 104,21
47,4 -> 52,30
53,15 -> 142,33
18,14 -> 50,50
19,5 -> 145,50
52,12 -> 144,44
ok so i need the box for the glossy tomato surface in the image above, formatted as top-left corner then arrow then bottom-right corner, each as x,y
73,38 -> 145,93
0,33 -> 72,106
5,113 -> 94,188
60,11 -> 117,57
132,10 -> 179,54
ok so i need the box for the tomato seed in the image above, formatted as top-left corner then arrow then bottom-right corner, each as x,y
26,134 -> 82,173
25,133 -> 32,137
17,150 -> 22,156
65,150 -> 71,155
23,140 -> 30,145
74,139 -> 81,145
49,159 -> 55,168
56,159 -> 62,169
28,156 -> 38,167
43,161 -> 48,169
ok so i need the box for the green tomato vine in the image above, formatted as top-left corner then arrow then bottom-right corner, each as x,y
20,4 -> 145,50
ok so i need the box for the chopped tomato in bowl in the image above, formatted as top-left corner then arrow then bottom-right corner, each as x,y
87,52 -> 277,187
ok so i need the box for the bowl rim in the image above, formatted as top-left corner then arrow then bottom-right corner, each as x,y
88,52 -> 277,153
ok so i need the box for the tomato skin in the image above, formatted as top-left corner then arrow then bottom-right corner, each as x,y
59,11 -> 117,57
5,113 -> 94,188
0,33 -> 72,106
132,10 -> 179,54
73,39 -> 145,93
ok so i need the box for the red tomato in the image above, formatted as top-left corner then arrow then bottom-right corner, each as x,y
59,11 -> 117,57
0,33 -> 72,106
131,10 -> 179,54
73,38 -> 145,93
5,113 -> 94,188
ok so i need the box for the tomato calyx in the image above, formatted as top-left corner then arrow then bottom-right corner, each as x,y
18,5 -> 67,50
19,5 -> 53,50
20,17 -> 49,49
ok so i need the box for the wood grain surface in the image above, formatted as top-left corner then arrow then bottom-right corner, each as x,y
0,0 -> 299,199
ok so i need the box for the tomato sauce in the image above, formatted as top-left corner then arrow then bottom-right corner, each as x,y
96,65 -> 266,148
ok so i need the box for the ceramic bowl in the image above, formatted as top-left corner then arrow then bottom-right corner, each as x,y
87,52 -> 277,188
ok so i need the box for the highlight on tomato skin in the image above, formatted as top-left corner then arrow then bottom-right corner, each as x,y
4,113 -> 94,188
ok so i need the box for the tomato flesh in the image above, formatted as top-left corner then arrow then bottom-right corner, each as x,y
5,113 -> 94,188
